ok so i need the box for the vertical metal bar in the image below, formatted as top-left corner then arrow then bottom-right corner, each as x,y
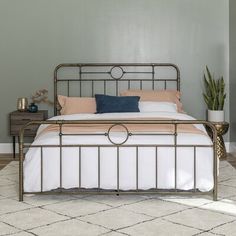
140,81 -> 142,90
59,124 -> 62,189
155,146 -> 158,189
174,124 -> 177,191
54,68 -> 58,115
164,80 -> 167,90
67,81 -> 70,96
136,146 -> 139,191
92,80 -> 94,97
19,131 -> 24,201
177,67 -> 181,92
116,80 -> 118,96
212,126 -> 218,201
117,146 -> 120,193
194,146 -> 196,192
40,147 -> 43,192
98,146 -> 100,190
79,66 -> 82,96
128,80 -> 131,89
104,81 -> 106,95
152,65 -> 155,90
79,147 -> 81,188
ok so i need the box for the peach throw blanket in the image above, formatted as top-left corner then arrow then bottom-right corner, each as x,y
37,119 -> 206,137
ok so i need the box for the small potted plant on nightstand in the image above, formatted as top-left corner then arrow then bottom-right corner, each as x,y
29,89 -> 53,112
203,66 -> 226,122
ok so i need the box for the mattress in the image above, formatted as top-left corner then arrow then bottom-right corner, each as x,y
23,112 -> 214,192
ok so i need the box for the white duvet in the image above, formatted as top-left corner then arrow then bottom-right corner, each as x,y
24,112 -> 214,192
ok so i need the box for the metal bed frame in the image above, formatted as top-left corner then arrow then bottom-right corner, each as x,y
19,63 -> 217,201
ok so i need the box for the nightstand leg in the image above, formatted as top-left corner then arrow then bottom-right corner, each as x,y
18,136 -> 20,159
13,136 -> 16,159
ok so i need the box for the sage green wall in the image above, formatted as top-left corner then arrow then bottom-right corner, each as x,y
230,0 -> 236,142
0,0 -> 229,143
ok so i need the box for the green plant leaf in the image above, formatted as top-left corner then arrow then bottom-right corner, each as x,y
203,66 -> 225,110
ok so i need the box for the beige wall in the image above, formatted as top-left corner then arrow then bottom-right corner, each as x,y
0,0 -> 229,142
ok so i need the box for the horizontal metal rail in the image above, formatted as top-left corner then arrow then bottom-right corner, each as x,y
23,144 -> 213,148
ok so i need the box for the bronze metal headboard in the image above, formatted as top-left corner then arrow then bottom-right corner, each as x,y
54,63 -> 180,115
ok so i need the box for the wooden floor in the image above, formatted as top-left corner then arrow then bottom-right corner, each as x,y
0,153 -> 236,170
0,154 -> 18,170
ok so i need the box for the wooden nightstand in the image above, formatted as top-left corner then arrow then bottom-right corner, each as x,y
9,110 -> 48,158
206,122 -> 229,160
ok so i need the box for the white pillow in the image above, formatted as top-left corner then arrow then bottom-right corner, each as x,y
139,101 -> 177,113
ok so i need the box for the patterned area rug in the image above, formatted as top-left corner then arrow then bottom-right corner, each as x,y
0,161 -> 236,236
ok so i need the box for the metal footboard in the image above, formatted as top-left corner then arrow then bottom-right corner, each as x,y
19,120 -> 217,201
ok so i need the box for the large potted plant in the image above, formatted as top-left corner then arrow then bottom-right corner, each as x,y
203,66 -> 226,122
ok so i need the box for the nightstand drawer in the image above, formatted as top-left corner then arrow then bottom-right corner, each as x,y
10,112 -> 46,121
9,110 -> 48,137
10,117 -> 43,125
10,124 -> 39,136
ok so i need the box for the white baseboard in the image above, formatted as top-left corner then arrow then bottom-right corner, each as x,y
229,142 -> 236,153
225,142 -> 230,153
0,143 -> 16,154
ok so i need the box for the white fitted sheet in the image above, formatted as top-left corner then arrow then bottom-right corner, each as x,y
24,112 -> 214,192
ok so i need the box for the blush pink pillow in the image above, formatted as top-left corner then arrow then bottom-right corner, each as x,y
58,95 -> 96,115
120,90 -> 183,112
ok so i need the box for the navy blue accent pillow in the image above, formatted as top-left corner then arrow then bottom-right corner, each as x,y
95,94 -> 140,113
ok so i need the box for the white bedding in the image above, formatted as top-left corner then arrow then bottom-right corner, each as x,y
24,112 -> 214,192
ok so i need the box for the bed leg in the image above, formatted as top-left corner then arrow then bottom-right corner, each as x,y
19,162 -> 24,202
19,193 -> 23,202
213,189 -> 217,201
19,157 -> 23,201
19,175 -> 23,201
115,190 -> 119,196
19,132 -> 24,202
